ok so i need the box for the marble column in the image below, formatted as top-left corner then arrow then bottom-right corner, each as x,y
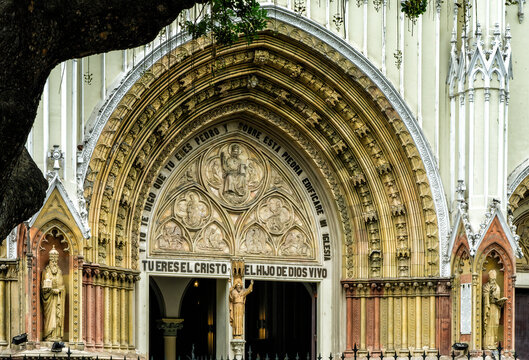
429,294 -> 436,350
344,285 -> 353,351
120,287 -> 127,349
157,318 -> 184,360
387,295 -> 394,351
87,281 -> 94,348
112,285 -> 119,348
360,296 -> 366,350
0,280 -> 5,345
104,286 -> 111,349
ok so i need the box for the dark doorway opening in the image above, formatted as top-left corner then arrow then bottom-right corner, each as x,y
245,281 -> 315,358
148,279 -> 165,360
515,288 -> 529,356
177,278 -> 217,358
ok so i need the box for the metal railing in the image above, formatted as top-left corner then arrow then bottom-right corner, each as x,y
0,342 -> 521,360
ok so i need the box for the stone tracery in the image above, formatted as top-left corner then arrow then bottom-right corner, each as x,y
149,137 -> 317,260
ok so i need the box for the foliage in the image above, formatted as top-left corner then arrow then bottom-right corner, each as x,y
400,0 -> 428,21
185,0 -> 268,45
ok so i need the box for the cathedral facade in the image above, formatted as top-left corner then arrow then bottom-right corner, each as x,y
1,0 -> 529,358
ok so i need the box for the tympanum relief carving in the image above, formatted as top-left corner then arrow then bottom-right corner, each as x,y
150,138 -> 317,261
204,142 -> 265,208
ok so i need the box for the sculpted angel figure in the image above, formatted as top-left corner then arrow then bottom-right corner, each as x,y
41,245 -> 65,341
229,278 -> 254,339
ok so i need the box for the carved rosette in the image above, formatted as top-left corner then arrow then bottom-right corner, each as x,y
150,139 -> 316,260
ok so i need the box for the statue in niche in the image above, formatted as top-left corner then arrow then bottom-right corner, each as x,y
260,197 -> 292,233
229,278 -> 254,339
483,269 -> 507,349
175,191 -> 209,228
280,229 -> 310,256
41,245 -> 65,341
244,227 -> 268,254
221,143 -> 248,202
157,221 -> 187,251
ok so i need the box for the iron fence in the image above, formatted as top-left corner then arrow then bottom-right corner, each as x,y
0,342 -> 521,360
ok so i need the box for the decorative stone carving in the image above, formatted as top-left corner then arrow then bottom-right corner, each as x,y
204,142 -> 265,207
258,197 -> 293,234
483,269 -> 507,349
150,135 -> 318,259
280,229 -> 311,257
81,14 -> 450,277
369,250 -> 382,277
241,226 -> 271,255
156,318 -> 184,337
174,191 -> 211,229
155,221 -> 189,251
197,224 -> 229,253
41,245 -> 65,341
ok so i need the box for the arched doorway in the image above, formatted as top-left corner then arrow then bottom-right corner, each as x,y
245,281 -> 314,357
83,11 -> 450,356
176,278 -> 217,358
148,279 -> 165,360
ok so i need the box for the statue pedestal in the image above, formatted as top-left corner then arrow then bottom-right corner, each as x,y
230,339 -> 246,360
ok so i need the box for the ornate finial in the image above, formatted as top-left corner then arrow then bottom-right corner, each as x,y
456,180 -> 466,202
232,259 -> 245,280
518,0 -> 525,24
505,24 -> 512,48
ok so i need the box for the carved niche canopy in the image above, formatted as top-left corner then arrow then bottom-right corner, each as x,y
150,137 -> 317,261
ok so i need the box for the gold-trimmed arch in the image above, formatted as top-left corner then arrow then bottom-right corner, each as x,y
509,178 -> 529,271
84,21 -> 440,280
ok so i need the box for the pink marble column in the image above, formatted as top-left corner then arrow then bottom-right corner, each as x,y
82,281 -> 87,345
87,281 -> 94,348
95,279 -> 104,349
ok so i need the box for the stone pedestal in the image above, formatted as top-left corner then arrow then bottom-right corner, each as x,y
157,318 -> 184,360
230,339 -> 246,360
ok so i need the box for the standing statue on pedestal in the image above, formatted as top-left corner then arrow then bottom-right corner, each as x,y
41,245 -> 65,341
229,277 -> 253,339
483,269 -> 507,349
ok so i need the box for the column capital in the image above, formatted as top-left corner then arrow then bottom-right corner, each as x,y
156,318 -> 184,337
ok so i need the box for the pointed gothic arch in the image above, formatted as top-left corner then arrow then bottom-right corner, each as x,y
78,8 -> 452,355
81,13 -> 448,279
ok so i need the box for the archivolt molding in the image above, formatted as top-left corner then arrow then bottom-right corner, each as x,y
81,12 -> 446,278
508,160 -> 529,212
513,207 -> 529,271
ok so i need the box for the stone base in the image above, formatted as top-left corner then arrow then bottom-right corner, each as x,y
231,339 -> 246,360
